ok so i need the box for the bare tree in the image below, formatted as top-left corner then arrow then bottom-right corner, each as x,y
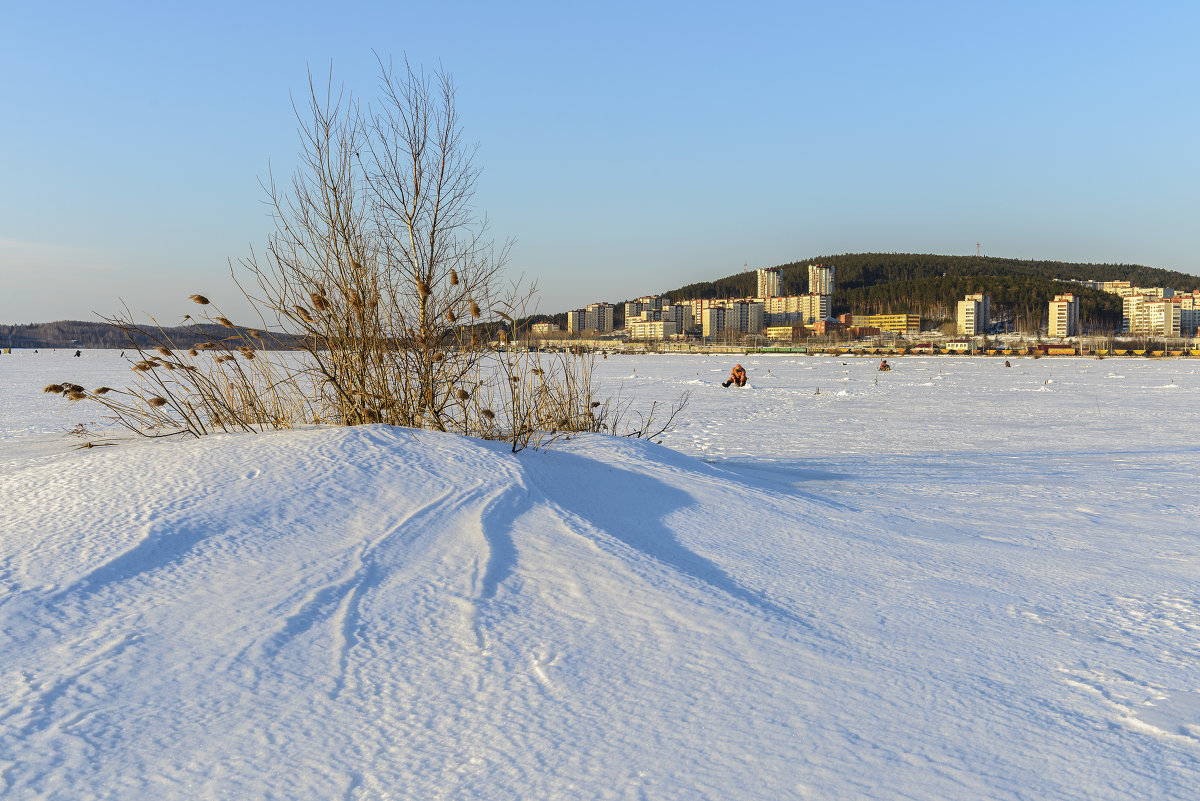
47,57 -> 687,450
237,58 -> 513,431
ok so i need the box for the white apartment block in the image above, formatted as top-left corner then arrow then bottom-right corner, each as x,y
624,295 -> 665,320
956,293 -> 991,336
759,294 -> 829,326
626,319 -> 678,340
696,299 -> 765,338
701,306 -> 725,338
757,268 -> 781,299
1123,294 -> 1147,333
530,322 -> 559,336
688,298 -> 764,336
1048,294 -> 1079,338
808,264 -> 835,295
567,302 -> 614,334
797,294 -> 830,326
1178,292 -> 1200,337
626,304 -> 687,329
725,300 -> 764,335
1117,284 -> 1200,336
1146,299 -> 1182,337
665,303 -> 695,333
587,303 -> 614,333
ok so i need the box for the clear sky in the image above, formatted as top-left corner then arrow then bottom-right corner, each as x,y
2,0 -> 1197,325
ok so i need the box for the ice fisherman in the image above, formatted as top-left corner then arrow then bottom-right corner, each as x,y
722,364 -> 747,388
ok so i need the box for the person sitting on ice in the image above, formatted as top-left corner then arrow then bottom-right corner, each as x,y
722,364 -> 747,388
878,359 -> 891,371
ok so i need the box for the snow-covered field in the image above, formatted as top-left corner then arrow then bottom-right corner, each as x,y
2,349 -> 1199,800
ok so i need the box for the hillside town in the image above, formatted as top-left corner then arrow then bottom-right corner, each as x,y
533,266 -> 1200,354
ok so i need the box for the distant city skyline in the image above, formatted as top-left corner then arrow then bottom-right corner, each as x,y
3,1 -> 1198,325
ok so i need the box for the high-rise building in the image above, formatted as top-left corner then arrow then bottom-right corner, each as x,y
624,295 -> 665,321
665,303 -> 695,333
956,294 -> 990,336
808,264 -> 835,295
701,306 -> 725,338
757,268 -> 781,299
585,302 -> 614,334
1146,298 -> 1182,337
724,300 -> 764,335
1124,293 -> 1159,333
1178,292 -> 1200,337
566,302 -> 614,334
1048,294 -> 1079,338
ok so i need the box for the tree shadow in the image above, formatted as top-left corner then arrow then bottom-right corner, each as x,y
521,448 -> 818,631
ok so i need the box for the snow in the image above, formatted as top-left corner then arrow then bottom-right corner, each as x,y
2,349 -> 1200,799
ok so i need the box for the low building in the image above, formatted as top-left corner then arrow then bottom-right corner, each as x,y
626,319 -> 678,341
765,324 -> 805,342
850,314 -> 921,334
810,318 -> 842,335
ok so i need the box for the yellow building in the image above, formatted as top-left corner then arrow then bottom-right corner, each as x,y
858,314 -> 920,333
765,325 -> 805,342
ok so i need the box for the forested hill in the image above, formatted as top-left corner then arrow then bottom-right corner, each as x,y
657,253 -> 1200,332
1,321 -> 298,350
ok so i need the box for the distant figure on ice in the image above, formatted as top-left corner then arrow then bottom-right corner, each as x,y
722,364 -> 747,388
1004,360 -> 1011,367
878,359 -> 891,372
74,350 -> 81,357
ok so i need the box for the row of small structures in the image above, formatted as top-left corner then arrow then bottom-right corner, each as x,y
523,341 -> 1200,357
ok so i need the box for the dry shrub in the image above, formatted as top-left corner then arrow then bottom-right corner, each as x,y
44,58 -> 686,449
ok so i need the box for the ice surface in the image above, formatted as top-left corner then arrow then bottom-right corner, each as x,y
2,350 -> 1199,799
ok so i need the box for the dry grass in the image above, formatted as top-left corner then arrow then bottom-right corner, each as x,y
43,59 -> 687,450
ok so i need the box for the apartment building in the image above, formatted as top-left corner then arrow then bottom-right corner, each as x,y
1178,292 -> 1200,337
756,268 -> 781,299
1048,294 -> 1079,338
624,295 -> 665,320
665,303 -> 695,333
689,298 -> 765,337
759,294 -> 830,326
626,319 -> 678,341
956,293 -> 991,336
724,300 -> 764,335
701,306 -> 726,338
808,264 -> 835,295
567,302 -> 614,334
1148,298 -> 1183,337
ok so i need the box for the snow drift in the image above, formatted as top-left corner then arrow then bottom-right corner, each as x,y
2,352 -> 1199,799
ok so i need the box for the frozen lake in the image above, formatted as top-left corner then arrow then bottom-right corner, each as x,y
2,350 -> 1199,799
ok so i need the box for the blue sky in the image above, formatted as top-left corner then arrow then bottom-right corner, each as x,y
2,0 -> 1197,324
